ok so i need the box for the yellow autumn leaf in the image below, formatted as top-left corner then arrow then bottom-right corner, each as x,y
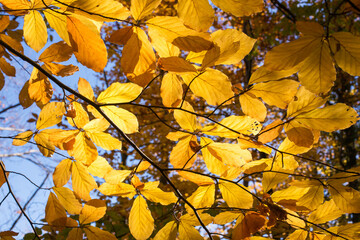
34,131 -> 55,157
178,221 -> 203,240
121,27 -> 156,87
67,101 -> 89,128
67,228 -> 84,240
39,41 -> 73,63
159,57 -> 197,73
78,77 -> 95,101
219,181 -> 253,209
296,21 -> 325,37
0,72 -> 4,91
100,106 -> 139,134
239,92 -> 267,122
71,161 -> 97,201
147,16 -> 212,52
201,115 -> 261,138
83,226 -> 117,240
80,199 -> 106,225
153,221 -> 177,240
298,39 -> 336,94
141,188 -> 178,205
23,10 -> 47,52
211,0 -> 263,17
47,129 -> 78,150
0,58 -> 15,76
31,0 -> 53,8
97,82 -> 143,104
170,134 -> 198,169
53,158 -> 72,187
150,34 -> 180,58
67,16 -> 107,72
180,212 -> 213,226
98,182 -> 136,198
36,102 -> 65,130
69,132 -> 98,166
12,130 -> 33,146
294,103 -> 358,132
257,119 -> 283,144
53,187 -> 82,215
248,66 -> 298,85
214,211 -> 242,225
200,138 -> 229,175
67,0 -> 130,22
131,0 -> 161,20
181,68 -> 233,106
174,101 -> 198,131
330,32 -> 360,76
0,161 -> 8,189
28,67 -> 52,104
45,192 -> 67,227
43,62 -> 79,77
43,10 -> 70,46
104,169 -> 131,184
328,183 -> 360,213
249,79 -> 300,109
129,195 -> 154,240
264,36 -> 320,71
284,121 -> 315,148
82,118 -> 109,132
177,171 -> 214,186
177,0 -> 214,32
87,156 -> 113,178
0,0 -> 30,10
161,73 -> 183,107
308,200 -> 343,224
186,184 -> 215,210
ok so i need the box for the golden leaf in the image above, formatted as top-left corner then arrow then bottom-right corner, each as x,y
53,187 -> 82,215
174,101 -> 198,131
153,221 -> 177,240
219,181 -> 253,209
104,170 -> 131,184
87,156 -> 113,178
23,11 -> 47,52
97,82 -> 143,104
80,199 -> 106,224
39,41 -> 73,63
160,73 -> 183,107
44,62 -> 79,77
248,66 -> 298,85
129,195 -> 154,240
71,161 -> 97,201
12,130 -> 33,146
211,0 -> 263,17
45,192 -> 67,227
83,226 -> 117,240
69,132 -> 98,166
34,131 -> 55,157
53,158 -> 72,187
43,10 -> 70,45
78,77 -> 95,101
170,134 -> 198,169
178,222 -> 203,240
131,0 -> 161,20
308,200 -> 343,224
141,188 -> 178,205
329,183 -> 360,213
98,182 -> 136,198
186,184 -> 215,210
177,0 -> 214,32
159,57 -> 197,73
239,92 -> 267,122
257,119 -> 283,144
86,132 -> 122,151
67,16 -> 107,72
100,106 -> 139,134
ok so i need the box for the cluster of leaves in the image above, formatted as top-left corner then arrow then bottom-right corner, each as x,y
0,0 -> 360,239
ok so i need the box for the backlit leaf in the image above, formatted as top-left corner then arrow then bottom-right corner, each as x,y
129,195 -> 154,240
39,41 -> 73,63
83,226 -> 117,240
45,192 -> 67,227
80,199 -> 106,224
23,10 -> 47,52
141,188 -> 178,205
161,73 -> 183,107
69,132 -> 98,166
71,161 -> 97,201
154,221 -> 177,240
87,156 -> 113,178
239,92 -> 267,122
211,0 -> 263,17
53,187 -> 82,215
97,82 -> 143,104
177,0 -> 214,32
174,101 -> 198,131
131,0 -> 161,20
186,184 -> 215,210
308,200 -> 343,224
219,181 -> 253,209
53,158 -> 72,187
100,106 -> 139,134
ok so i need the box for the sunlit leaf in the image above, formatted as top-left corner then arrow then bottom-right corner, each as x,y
129,195 -> 154,240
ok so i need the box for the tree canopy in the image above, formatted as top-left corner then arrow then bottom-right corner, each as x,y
0,0 -> 360,239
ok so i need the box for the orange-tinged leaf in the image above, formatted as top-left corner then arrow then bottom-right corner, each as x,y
67,0 -> 130,22
97,82 -> 143,104
186,184 -> 215,210
248,66 -> 298,85
0,161 -> 8,189
296,21 -> 325,37
1,34 -> 23,53
0,58 -> 15,76
28,67 -> 53,104
39,41 -> 73,63
180,212 -> 213,226
67,102 -> 89,128
83,226 -> 117,240
308,200 -> 343,224
53,158 -> 72,187
264,36 -> 320,71
257,119 -> 283,144
69,132 -> 98,166
153,221 -> 177,240
240,92 -> 267,122
150,34 -> 180,58
170,134 -> 198,169
67,16 -> 107,72
23,10 -> 47,52
201,115 -> 261,138
0,72 -> 4,91
47,129 -> 78,150
129,195 -> 154,240
159,57 -> 197,73
298,39 -> 336,94
78,78 -> 95,101
45,192 -> 67,227
232,211 -> 267,240
87,156 -> 113,178
181,68 -> 233,106
177,171 -> 214,186
44,10 -> 70,45
211,0 -> 263,17
100,106 -> 139,134
161,73 -> 183,107
44,62 -> 79,77
177,0 -> 214,32
329,183 -> 360,213
106,26 -> 133,45
71,161 -> 97,201
147,16 -> 212,52
219,181 -> 253,209
80,199 -> 106,224
82,118 -> 109,133
67,228 -> 84,240
121,27 -> 156,87
174,101 -> 198,131
200,138 -> 229,175
12,130 -> 33,146
53,187 -> 82,215
131,0 -> 161,20
19,81 -> 34,109
0,0 -> 30,10
0,16 -> 10,32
